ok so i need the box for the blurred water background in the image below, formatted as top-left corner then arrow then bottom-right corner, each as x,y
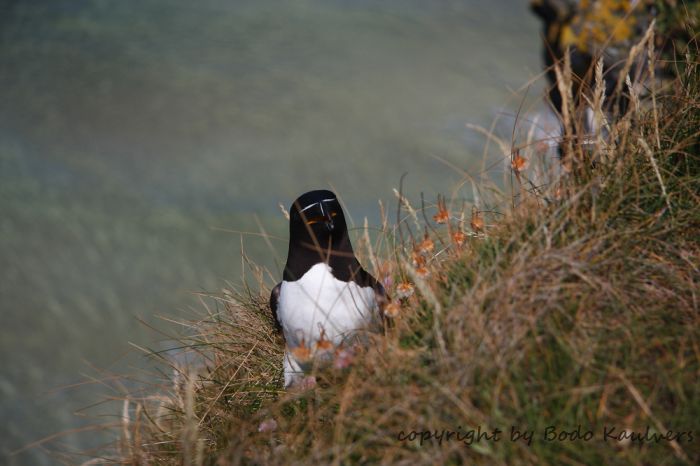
0,0 -> 541,463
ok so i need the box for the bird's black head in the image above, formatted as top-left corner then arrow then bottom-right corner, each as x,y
284,189 -> 355,281
290,189 -> 344,236
530,0 -> 576,29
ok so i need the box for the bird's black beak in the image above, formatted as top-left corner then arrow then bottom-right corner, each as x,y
325,214 -> 335,232
317,201 -> 335,232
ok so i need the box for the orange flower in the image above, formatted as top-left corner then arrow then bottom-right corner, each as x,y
291,338 -> 312,363
417,232 -> 434,255
412,251 -> 425,267
451,229 -> 467,247
411,246 -> 426,268
470,207 -> 484,233
511,149 -> 527,173
314,329 -> 334,354
395,281 -> 415,299
433,195 -> 449,224
384,301 -> 401,318
433,210 -> 449,224
415,266 -> 431,279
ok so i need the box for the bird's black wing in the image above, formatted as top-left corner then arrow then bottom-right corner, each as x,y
355,266 -> 390,323
356,266 -> 386,294
269,282 -> 283,334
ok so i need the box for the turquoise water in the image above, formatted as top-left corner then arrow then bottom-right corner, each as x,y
0,1 -> 540,463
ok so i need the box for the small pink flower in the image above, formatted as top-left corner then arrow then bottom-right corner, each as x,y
536,140 -> 549,154
382,275 -> 393,289
333,348 -> 355,369
299,375 -> 317,390
258,418 -> 278,433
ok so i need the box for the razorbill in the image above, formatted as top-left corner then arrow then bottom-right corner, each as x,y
269,190 -> 386,387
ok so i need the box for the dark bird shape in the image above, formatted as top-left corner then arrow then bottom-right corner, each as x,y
531,0 -> 590,116
530,0 -> 644,155
269,190 -> 386,387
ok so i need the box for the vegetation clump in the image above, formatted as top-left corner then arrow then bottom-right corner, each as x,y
97,29 -> 698,466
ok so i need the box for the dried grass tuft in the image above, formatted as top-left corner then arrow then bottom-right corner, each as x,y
84,31 -> 700,466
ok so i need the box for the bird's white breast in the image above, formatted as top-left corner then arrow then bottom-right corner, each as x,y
278,263 -> 377,348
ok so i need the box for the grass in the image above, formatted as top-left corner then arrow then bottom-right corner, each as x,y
85,28 -> 699,466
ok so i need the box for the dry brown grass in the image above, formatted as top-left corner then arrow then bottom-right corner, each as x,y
84,33 -> 700,466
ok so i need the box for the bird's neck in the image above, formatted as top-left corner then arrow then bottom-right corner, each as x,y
283,235 -> 359,282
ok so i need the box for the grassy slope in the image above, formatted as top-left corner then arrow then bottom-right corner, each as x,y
100,37 -> 699,466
